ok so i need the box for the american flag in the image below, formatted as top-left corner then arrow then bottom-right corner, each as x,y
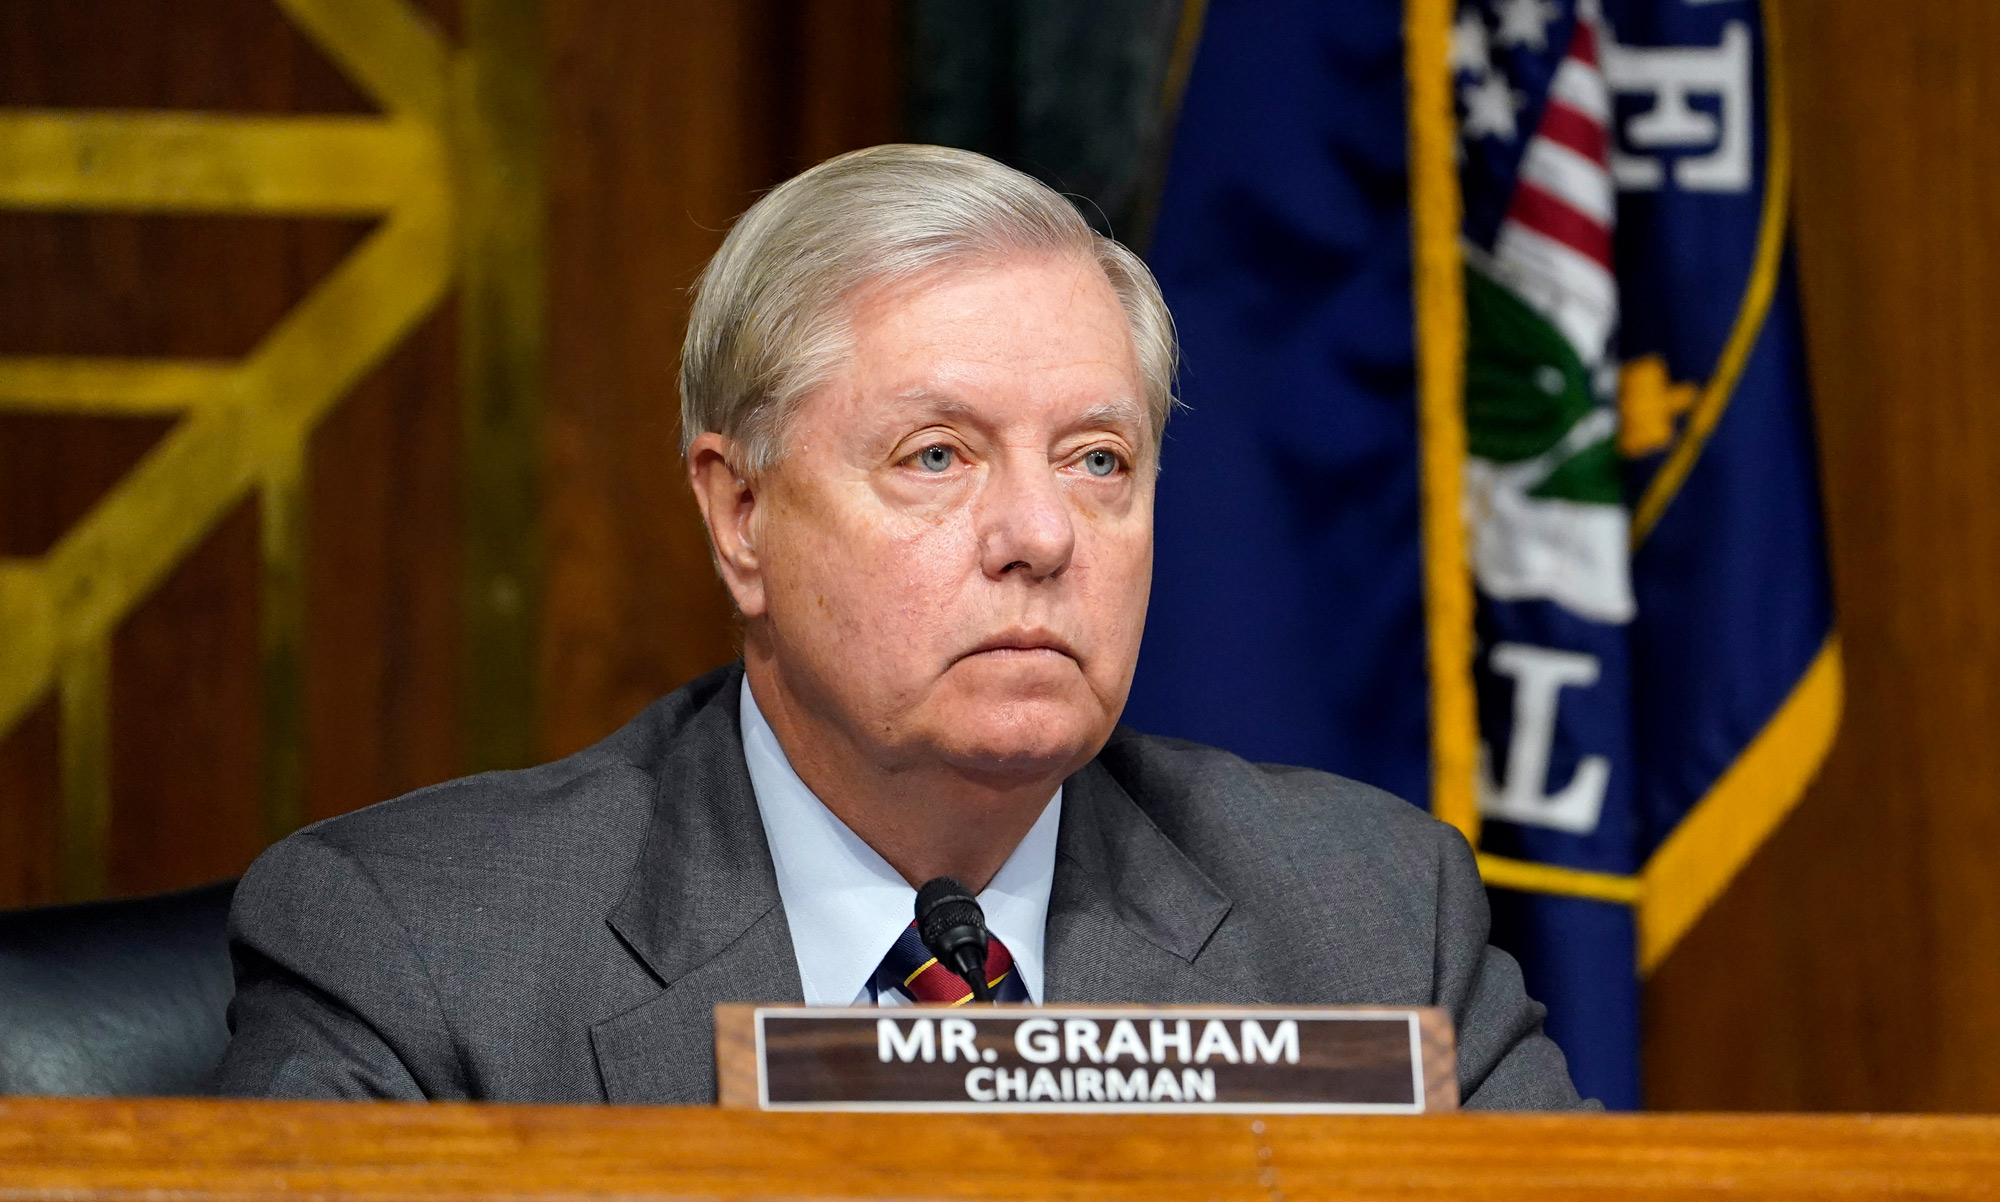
1462,0 -> 1618,373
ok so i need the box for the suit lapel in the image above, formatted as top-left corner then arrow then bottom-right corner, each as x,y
1045,759 -> 1259,1004
591,665 -> 805,1103
590,909 -> 800,1103
589,671 -> 1258,1099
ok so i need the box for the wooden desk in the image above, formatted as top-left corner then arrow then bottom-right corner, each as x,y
0,1098 -> 1995,1201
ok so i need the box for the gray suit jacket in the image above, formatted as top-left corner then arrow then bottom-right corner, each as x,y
211,662 -> 1586,1108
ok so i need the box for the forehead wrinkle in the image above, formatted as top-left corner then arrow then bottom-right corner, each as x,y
875,389 -> 984,439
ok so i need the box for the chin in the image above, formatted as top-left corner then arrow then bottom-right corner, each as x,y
928,697 -> 1106,782
914,653 -> 1118,777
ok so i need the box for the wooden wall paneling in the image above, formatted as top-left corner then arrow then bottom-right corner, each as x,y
108,499 -> 265,896
540,0 -> 768,759
2,0 -> 901,898
1644,0 -> 2000,1110
0,0 -> 374,114
456,0 -> 545,775
0,0 -> 468,899
0,207 -> 374,900
0,702 -> 58,908
56,632 -> 111,899
302,303 -> 461,826
294,0 -> 468,823
791,0 -> 904,171
539,0 -> 901,759
0,409 -> 170,906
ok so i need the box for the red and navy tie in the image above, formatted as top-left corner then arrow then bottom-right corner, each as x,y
873,920 -> 1031,1004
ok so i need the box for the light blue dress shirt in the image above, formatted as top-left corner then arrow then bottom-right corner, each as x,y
739,675 -> 1057,1006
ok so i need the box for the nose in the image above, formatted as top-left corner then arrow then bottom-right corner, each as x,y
976,452 -> 1076,582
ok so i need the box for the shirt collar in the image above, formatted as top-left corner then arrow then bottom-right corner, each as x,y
739,674 -> 1058,1005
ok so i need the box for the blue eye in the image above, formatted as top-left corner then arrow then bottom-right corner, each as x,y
917,445 -> 955,472
1082,448 -> 1120,477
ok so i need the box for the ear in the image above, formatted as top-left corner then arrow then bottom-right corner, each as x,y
687,432 -> 768,617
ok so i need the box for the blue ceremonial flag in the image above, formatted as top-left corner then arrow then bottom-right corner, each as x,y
1125,0 -> 1839,1108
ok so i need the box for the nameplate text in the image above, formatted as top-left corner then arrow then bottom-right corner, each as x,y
714,1005 -> 1457,1113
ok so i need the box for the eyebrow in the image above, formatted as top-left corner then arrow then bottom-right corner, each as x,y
1072,400 -> 1148,432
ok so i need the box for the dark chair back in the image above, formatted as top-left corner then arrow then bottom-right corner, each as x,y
0,881 -> 237,1096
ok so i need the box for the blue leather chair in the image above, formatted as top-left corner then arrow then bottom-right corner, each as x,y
0,881 -> 237,1095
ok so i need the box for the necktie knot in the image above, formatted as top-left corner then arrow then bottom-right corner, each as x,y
874,919 -> 1030,1004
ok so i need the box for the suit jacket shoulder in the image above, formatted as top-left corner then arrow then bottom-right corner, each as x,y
1097,724 -> 1453,891
211,666 -> 760,1102
1088,727 -> 1591,1110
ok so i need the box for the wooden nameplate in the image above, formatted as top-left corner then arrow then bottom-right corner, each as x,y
715,1004 -> 1457,1113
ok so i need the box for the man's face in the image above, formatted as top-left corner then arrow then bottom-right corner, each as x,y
734,251 -> 1154,784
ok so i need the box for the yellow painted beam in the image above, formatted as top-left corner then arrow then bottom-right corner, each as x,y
0,357 -> 235,414
0,194 -> 455,739
62,199 -> 452,636
0,112 -> 441,214
278,0 -> 452,125
456,0 -> 547,772
0,563 -> 54,737
0,0 -> 466,902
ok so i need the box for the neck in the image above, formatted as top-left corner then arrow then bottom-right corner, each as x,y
742,656 -> 1064,894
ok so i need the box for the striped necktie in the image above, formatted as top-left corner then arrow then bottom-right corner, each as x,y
874,919 -> 1031,1004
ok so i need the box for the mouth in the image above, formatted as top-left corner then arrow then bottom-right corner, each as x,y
957,628 -> 1079,664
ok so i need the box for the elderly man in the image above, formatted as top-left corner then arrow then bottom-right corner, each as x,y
212,145 -> 1585,1108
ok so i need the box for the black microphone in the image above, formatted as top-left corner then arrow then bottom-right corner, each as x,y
914,876 -> 994,1002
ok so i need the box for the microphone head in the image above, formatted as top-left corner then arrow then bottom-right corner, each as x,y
914,875 -> 991,1000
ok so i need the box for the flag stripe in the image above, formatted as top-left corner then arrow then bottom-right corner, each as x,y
1549,56 -> 1609,123
1567,16 -> 1600,67
1506,181 -> 1612,269
1538,100 -> 1608,164
1491,220 -> 1618,360
1493,218 -> 1618,312
1517,137 -> 1613,225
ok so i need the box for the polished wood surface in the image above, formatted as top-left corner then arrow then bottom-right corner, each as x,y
1643,0 -> 2000,1110
0,1099 -> 1996,1202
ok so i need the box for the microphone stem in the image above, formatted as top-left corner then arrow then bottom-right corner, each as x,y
952,948 -> 995,1003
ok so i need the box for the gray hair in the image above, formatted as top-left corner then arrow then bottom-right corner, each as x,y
679,144 -> 1176,474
